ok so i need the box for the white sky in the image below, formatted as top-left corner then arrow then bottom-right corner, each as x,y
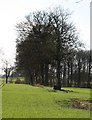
0,0 -> 91,71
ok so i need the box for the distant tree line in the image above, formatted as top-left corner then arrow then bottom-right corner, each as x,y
16,7 -> 92,88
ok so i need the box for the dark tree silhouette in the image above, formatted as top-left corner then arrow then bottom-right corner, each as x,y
15,7 -> 91,88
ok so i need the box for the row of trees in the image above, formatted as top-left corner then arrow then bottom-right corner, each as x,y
16,7 -> 92,88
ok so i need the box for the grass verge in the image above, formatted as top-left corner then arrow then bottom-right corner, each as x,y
2,84 -> 91,118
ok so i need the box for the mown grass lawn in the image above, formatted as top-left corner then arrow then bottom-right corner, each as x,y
2,84 -> 91,118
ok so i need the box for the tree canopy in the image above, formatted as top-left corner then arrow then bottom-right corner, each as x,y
16,7 -> 92,88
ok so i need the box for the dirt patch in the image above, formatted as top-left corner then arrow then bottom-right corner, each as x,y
55,99 -> 92,111
71,99 -> 92,111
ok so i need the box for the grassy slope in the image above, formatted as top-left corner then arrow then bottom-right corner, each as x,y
2,84 -> 91,118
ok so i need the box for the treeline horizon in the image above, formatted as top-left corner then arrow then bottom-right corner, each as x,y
15,7 -> 92,88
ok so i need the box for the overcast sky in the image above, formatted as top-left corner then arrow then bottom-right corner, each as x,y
0,0 -> 91,64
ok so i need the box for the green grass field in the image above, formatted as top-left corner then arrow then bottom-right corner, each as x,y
2,84 -> 91,118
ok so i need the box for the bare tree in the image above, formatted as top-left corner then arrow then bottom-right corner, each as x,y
2,60 -> 14,84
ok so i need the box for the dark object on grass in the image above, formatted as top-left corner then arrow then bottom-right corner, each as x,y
53,85 -> 74,93
53,85 -> 61,91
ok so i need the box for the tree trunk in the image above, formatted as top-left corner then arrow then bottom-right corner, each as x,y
5,68 -> 8,84
28,71 -> 34,85
82,62 -> 86,87
70,62 -> 73,87
67,62 -> 70,87
74,70 -> 77,87
87,53 -> 91,88
77,59 -> 81,87
57,59 -> 61,87
63,63 -> 66,87
56,35 -> 61,88
44,63 -> 49,86
41,64 -> 44,85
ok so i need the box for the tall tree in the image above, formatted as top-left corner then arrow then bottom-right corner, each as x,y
16,7 -> 80,87
48,8 -> 79,87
